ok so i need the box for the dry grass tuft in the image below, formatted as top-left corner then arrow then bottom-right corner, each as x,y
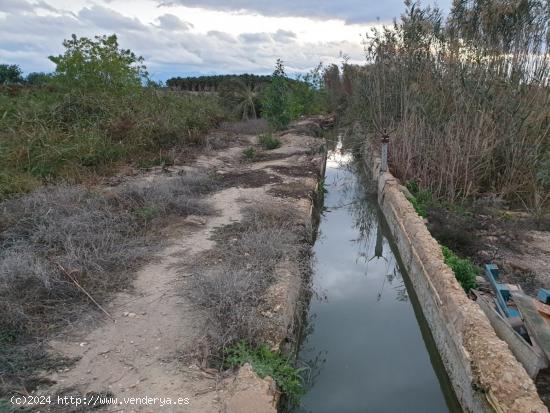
0,172 -> 218,394
183,204 -> 312,360
0,174 -> 217,335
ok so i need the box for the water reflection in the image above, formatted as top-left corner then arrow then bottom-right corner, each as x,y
291,137 -> 458,413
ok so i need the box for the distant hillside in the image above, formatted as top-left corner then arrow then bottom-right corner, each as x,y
166,74 -> 272,92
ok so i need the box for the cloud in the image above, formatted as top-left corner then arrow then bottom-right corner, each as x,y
159,0 -> 453,24
239,32 -> 272,44
155,13 -> 193,31
78,5 -> 145,31
0,0 -> 367,80
0,0 -> 59,14
207,30 -> 237,43
272,29 -> 296,43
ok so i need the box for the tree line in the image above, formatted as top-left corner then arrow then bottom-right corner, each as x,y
166,74 -> 272,92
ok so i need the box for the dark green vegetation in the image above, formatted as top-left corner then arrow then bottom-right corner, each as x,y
242,146 -> 257,160
0,35 -> 224,199
226,341 -> 305,403
2,41 -> 328,200
404,180 -> 478,291
0,64 -> 24,84
218,77 -> 260,120
258,133 -> 282,150
403,181 -> 478,292
405,180 -> 432,218
167,73 -> 272,92
1,64 -> 51,86
262,60 -> 327,130
169,60 -> 328,131
332,0 -> 549,217
441,246 -> 479,292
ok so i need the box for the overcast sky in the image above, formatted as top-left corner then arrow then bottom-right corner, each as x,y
0,0 -> 452,80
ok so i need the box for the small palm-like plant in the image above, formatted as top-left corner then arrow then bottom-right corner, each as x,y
218,78 -> 258,120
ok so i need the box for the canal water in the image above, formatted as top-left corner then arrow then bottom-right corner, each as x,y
292,139 -> 461,413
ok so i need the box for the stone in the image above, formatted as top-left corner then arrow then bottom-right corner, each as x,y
224,364 -> 277,413
184,215 -> 207,226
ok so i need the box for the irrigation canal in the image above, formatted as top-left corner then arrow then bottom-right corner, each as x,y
291,137 -> 461,413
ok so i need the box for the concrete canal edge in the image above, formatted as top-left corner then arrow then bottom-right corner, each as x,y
363,143 -> 547,412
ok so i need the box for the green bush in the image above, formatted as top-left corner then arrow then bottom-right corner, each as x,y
258,133 -> 281,150
405,180 -> 432,218
442,246 -> 478,292
242,147 -> 256,160
225,341 -> 305,403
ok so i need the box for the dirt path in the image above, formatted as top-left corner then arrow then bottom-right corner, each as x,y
41,121 -> 325,413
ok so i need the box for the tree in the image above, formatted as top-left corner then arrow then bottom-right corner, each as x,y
262,60 -> 291,130
49,34 -> 148,91
0,64 -> 23,84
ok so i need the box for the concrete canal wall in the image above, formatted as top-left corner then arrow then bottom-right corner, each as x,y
363,142 -> 547,413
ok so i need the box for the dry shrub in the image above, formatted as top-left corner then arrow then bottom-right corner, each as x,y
342,0 -> 550,208
0,173 -> 216,337
184,204 -> 311,358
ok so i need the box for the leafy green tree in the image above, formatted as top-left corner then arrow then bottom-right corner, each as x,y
262,59 -> 291,130
49,34 -> 148,91
0,64 -> 23,84
291,63 -> 327,116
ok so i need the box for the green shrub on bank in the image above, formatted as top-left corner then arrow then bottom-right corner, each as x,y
225,341 -> 305,403
242,146 -> 256,160
405,180 -> 432,218
442,246 -> 478,292
258,133 -> 281,150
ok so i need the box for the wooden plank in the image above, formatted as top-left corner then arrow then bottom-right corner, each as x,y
474,290 -> 547,377
513,291 -> 550,362
534,300 -> 550,319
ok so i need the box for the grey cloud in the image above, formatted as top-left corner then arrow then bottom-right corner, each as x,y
0,0 -> 58,13
158,0 -> 453,24
78,5 -> 145,31
207,30 -> 237,43
239,32 -> 272,44
272,29 -> 296,43
156,13 -> 193,31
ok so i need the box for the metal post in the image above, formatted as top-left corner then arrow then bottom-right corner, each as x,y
380,130 -> 389,173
